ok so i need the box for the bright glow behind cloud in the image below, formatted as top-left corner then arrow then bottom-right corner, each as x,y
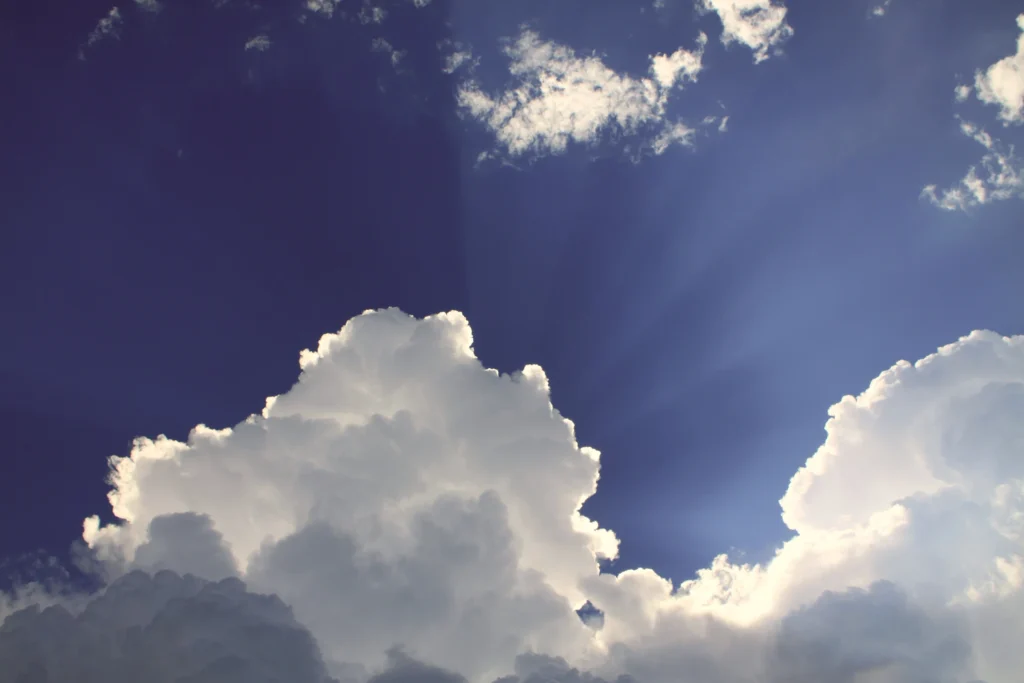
3,311 -> 1023,683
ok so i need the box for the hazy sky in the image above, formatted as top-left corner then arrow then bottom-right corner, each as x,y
1,0 -> 1023,682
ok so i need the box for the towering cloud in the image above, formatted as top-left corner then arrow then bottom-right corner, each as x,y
3,311 -> 1022,682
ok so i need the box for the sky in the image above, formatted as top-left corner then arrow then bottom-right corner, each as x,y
0,0 -> 1023,681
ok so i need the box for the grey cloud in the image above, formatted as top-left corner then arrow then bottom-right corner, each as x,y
362,651 -> 630,683
245,491 -> 580,682
369,649 -> 468,683
133,512 -> 238,581
769,581 -> 976,683
0,570 -> 336,683
499,653 -> 635,683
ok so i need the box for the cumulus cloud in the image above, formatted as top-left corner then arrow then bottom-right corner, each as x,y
132,512 -> 239,581
766,581 -> 976,683
3,311 -> 1023,683
78,310 -> 614,681
974,14 -> 1024,125
457,31 -> 707,158
698,0 -> 793,63
922,119 -> 1022,210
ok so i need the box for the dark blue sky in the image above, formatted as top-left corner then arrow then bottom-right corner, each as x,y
1,0 -> 1022,585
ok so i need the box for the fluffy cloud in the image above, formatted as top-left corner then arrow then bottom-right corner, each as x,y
698,0 -> 793,63
79,310 -> 613,681
3,311 -> 1023,683
457,31 -> 707,158
974,14 -> 1024,125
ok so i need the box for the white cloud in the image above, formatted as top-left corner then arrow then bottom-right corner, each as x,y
974,14 -> 1024,125
698,0 -> 793,63
133,0 -> 161,12
922,119 -> 1022,210
245,34 -> 272,52
3,312 -> 1023,683
457,31 -> 707,158
871,0 -> 892,18
78,310 -> 615,681
926,15 -> 1024,211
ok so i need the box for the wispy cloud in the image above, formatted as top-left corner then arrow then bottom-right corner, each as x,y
922,119 -> 1022,210
925,14 -> 1024,210
245,34 -> 272,52
133,0 -> 162,12
304,0 -> 341,18
871,0 -> 893,18
79,7 -> 123,60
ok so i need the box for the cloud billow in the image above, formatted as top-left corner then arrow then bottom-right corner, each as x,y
1,310 -> 1021,683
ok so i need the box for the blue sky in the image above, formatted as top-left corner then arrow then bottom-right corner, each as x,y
1,0 -> 1023,681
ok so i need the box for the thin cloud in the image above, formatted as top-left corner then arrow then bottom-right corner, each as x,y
245,34 -> 272,52
925,14 -> 1024,211
922,119 -> 1022,210
78,7 -> 123,60
305,0 -> 341,18
929,12 -> 1024,210
457,31 -> 707,159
